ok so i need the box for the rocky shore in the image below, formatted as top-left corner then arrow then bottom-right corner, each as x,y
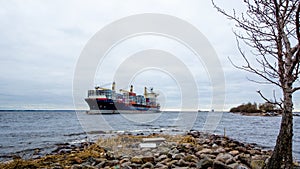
1,131 -> 299,169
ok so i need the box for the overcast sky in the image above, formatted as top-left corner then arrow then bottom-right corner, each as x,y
1,0 -> 299,111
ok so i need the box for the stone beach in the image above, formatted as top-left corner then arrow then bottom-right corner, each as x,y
1,130 -> 299,169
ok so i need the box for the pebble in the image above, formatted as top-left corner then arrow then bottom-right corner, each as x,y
7,130 -> 279,169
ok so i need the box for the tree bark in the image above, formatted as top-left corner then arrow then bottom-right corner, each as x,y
267,85 -> 294,169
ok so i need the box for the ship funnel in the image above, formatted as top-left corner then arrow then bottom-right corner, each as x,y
112,81 -> 116,91
144,87 -> 147,97
130,85 -> 133,92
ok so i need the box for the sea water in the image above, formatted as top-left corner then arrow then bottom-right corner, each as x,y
0,110 -> 299,161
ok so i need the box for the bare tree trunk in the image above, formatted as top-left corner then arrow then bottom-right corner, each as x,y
212,1 -> 300,168
267,86 -> 294,169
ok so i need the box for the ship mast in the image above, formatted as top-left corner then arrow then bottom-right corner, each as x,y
112,81 -> 116,91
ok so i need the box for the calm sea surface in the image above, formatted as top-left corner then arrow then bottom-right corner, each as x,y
0,110 -> 299,161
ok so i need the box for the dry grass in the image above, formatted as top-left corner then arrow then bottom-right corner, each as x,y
0,134 -> 192,168
95,134 -> 186,156
0,144 -> 106,169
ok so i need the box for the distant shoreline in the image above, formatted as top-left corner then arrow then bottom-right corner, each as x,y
230,111 -> 280,116
230,111 -> 300,117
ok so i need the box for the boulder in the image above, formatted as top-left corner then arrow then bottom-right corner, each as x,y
197,156 -> 213,168
166,160 -> 178,166
160,158 -> 171,164
172,153 -> 185,160
198,148 -> 213,154
177,159 -> 190,167
216,153 -> 234,163
214,147 -> 226,154
247,149 -> 257,155
141,162 -> 154,168
142,156 -> 155,163
238,153 -> 251,166
228,143 -> 237,148
131,156 -> 143,164
73,157 -> 82,164
155,162 -> 168,169
213,160 -> 232,169
120,161 -> 132,168
156,154 -> 168,161
184,154 -> 198,162
229,150 -> 239,156
71,164 -> 83,169
236,146 -> 247,153
235,164 -> 250,169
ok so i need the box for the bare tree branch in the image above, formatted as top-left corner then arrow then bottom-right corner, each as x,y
257,90 -> 282,108
213,0 -> 299,167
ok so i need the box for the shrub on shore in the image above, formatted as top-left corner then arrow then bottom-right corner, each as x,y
230,102 -> 279,114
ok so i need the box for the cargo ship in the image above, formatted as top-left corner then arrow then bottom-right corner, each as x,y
85,82 -> 160,114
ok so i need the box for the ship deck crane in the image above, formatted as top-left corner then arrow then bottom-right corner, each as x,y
144,87 -> 159,97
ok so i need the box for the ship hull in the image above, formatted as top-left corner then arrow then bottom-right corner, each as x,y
85,98 -> 160,114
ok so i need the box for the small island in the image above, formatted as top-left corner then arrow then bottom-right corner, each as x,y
229,102 -> 281,116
